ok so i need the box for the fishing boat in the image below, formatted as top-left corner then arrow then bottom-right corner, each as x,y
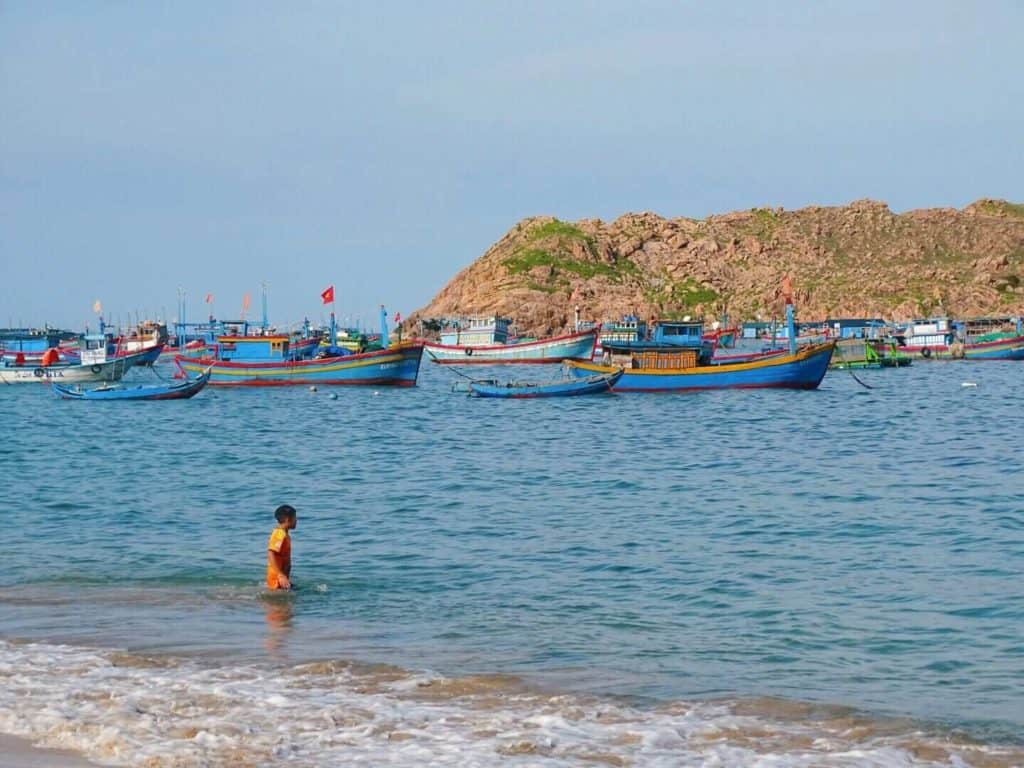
567,302 -> 834,392
0,328 -> 77,364
0,335 -> 150,384
52,369 -> 211,400
569,341 -> 834,392
466,369 -> 623,398
176,334 -> 424,386
424,317 -> 598,364
892,317 -> 1024,360
830,338 -> 912,369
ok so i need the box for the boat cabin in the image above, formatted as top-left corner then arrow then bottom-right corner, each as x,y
896,318 -> 954,348
78,334 -> 112,365
598,315 -> 647,346
826,318 -> 886,339
215,335 -> 291,361
650,321 -> 705,347
440,317 -> 511,347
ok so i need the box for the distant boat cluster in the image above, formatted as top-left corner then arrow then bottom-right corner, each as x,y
3,300 -> 1023,400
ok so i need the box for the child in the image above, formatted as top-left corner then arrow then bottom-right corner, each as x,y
266,504 -> 297,590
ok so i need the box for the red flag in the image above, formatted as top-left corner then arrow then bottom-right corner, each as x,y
241,293 -> 251,311
394,311 -> 401,324
205,293 -> 213,304
321,285 -> 335,304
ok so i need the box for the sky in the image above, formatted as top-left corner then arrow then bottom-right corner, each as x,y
2,1 -> 1022,331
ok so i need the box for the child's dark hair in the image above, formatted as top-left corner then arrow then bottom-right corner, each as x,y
275,504 -> 296,523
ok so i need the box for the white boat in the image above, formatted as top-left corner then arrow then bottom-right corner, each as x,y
424,327 -> 598,364
0,334 -> 149,385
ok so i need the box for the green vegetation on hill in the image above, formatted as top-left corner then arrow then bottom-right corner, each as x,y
746,208 -> 780,240
977,200 -> 1024,219
644,275 -> 720,317
503,219 -> 639,288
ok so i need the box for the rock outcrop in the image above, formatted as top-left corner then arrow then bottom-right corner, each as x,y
408,199 -> 1024,336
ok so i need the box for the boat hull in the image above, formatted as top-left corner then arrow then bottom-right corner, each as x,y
468,370 -> 622,398
0,351 -> 150,385
567,342 -> 835,392
901,335 -> 1024,360
53,371 -> 211,400
425,329 -> 597,364
175,343 -> 424,386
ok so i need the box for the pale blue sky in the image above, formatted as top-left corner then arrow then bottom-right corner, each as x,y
2,1 -> 1021,330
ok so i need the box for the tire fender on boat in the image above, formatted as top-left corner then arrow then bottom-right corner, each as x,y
465,348 -> 473,356
91,364 -> 103,373
921,347 -> 931,359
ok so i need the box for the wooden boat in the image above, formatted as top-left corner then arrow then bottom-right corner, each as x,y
467,370 -> 623,398
830,339 -> 912,369
0,328 -> 77,364
567,341 -> 835,392
52,369 -> 211,400
176,335 -> 424,386
425,327 -> 598,364
891,317 -> 1024,360
0,337 -> 152,385
709,347 -> 788,365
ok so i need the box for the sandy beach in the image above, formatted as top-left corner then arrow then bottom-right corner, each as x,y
0,734 -> 97,767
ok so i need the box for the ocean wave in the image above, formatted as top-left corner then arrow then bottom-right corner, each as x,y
0,639 -> 1020,768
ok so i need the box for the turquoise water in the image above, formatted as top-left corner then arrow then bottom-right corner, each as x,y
2,360 -> 1023,764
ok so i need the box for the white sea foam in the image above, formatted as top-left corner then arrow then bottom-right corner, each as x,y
0,639 -> 1018,767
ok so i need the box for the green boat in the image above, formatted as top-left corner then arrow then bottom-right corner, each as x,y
831,339 -> 912,369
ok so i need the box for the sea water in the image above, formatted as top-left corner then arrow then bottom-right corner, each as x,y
1,359 -> 1022,766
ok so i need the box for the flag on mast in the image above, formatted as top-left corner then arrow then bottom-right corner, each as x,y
92,300 -> 102,314
321,285 -> 335,304
241,293 -> 251,318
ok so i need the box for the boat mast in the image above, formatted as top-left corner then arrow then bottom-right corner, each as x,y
783,275 -> 796,356
261,282 -> 269,331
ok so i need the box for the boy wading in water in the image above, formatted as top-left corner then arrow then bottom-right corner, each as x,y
266,504 -> 297,590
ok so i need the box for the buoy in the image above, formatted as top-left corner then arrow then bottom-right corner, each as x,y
328,393 -> 338,400
961,382 -> 978,388
309,385 -> 318,392
373,391 -> 380,396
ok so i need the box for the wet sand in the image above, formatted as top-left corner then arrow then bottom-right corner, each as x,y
0,733 -> 98,767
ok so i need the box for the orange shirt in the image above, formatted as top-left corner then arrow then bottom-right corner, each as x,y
266,527 -> 291,589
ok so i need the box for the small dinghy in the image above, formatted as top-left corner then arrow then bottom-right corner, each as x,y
466,369 -> 622,398
52,369 -> 211,401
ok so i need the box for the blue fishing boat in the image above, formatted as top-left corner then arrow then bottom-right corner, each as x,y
569,301 -> 834,392
176,337 -> 424,386
568,342 -> 834,392
467,370 -> 622,398
52,369 -> 211,400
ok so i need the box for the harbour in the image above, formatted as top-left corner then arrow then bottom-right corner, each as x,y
1,358 -> 1022,765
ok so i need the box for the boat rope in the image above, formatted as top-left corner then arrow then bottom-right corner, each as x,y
834,343 -> 873,390
149,362 -> 174,382
426,349 -> 480,381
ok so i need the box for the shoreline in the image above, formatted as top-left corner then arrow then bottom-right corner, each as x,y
0,733 -> 98,767
1,635 -> 1022,767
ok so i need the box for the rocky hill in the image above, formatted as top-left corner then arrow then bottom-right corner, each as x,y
408,199 -> 1024,336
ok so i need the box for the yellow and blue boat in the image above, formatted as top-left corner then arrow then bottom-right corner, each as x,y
569,305 -> 834,392
568,341 -> 834,392
176,334 -> 424,387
